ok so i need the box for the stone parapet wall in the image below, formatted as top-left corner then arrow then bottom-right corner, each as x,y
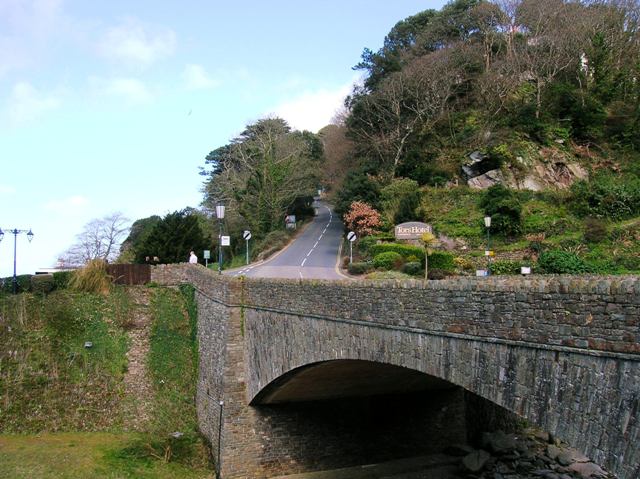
242,275 -> 640,355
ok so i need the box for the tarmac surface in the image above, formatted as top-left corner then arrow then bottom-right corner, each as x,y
228,201 -> 347,281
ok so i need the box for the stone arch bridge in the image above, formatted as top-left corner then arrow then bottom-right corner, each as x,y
152,265 -> 639,479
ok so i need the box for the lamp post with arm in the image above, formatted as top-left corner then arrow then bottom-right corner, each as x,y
0,228 -> 34,293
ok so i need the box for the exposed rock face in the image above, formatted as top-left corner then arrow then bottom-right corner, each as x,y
463,150 -> 588,191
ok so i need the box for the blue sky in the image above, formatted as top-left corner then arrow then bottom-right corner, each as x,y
0,0 -> 445,276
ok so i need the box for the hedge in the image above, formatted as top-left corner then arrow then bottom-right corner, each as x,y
427,251 -> 455,271
31,274 -> 55,294
369,243 -> 425,262
1,274 -> 32,294
373,251 -> 404,270
348,262 -> 374,275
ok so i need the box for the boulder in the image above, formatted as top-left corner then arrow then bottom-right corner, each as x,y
482,431 -> 518,454
463,449 -> 492,472
568,462 -> 607,478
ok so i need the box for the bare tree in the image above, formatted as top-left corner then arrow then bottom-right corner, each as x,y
60,212 -> 130,267
348,48 -> 465,176
515,0 -> 586,117
319,124 -> 355,193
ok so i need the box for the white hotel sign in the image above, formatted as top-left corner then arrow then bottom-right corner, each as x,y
394,222 -> 433,240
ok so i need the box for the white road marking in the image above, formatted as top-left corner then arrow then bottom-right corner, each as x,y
301,258 -> 307,267
299,271 -> 303,279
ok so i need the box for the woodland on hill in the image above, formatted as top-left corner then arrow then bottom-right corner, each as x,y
320,0 -> 640,277
329,0 -> 640,195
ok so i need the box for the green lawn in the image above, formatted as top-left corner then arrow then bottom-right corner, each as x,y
0,432 -> 213,479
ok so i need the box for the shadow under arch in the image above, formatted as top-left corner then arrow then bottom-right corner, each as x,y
251,359 -> 456,405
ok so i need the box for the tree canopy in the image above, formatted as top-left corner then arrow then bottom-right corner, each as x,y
344,0 -> 640,185
60,212 -> 130,267
201,117 -> 322,238
134,209 -> 211,264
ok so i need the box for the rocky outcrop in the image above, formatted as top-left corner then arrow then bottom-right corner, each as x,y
463,150 -> 588,191
460,429 -> 614,479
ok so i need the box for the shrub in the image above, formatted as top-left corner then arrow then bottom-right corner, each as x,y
537,250 -> 592,274
428,251 -> 455,271
348,262 -> 374,275
68,259 -> 113,295
570,174 -> 640,220
402,261 -> 423,276
369,243 -> 425,262
428,268 -> 453,280
479,184 -> 523,236
373,251 -> 404,270
358,236 -> 378,255
31,274 -> 55,294
1,274 -> 32,293
454,256 -> 474,271
583,217 -> 608,243
343,201 -> 382,237
52,271 -> 73,290
491,260 -> 523,275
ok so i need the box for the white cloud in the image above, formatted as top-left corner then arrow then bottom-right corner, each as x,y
183,64 -> 219,90
0,184 -> 16,195
98,18 -> 176,69
7,82 -> 61,125
44,195 -> 89,214
271,81 -> 354,133
90,76 -> 153,104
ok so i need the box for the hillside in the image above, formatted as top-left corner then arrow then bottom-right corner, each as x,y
323,0 -> 640,278
0,285 -> 212,478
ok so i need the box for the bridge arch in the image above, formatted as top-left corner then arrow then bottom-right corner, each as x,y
251,359 -> 455,405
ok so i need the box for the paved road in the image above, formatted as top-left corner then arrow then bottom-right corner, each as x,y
228,202 -> 346,280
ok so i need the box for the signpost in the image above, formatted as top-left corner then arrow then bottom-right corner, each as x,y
243,230 -> 252,264
285,215 -> 296,230
221,236 -> 230,246
347,231 -> 357,264
203,249 -> 211,268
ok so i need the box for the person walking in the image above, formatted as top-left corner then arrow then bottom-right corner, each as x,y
189,251 -> 198,264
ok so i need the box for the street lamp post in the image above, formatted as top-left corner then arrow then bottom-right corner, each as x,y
0,228 -> 34,293
484,216 -> 491,276
215,204 -> 225,275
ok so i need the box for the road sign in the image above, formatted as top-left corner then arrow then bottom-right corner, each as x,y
221,236 -> 230,246
346,232 -> 357,265
243,230 -> 251,264
203,250 -> 211,259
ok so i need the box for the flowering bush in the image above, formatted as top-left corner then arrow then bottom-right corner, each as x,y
343,201 -> 382,237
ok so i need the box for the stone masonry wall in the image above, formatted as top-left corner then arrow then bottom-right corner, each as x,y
151,265 -> 639,479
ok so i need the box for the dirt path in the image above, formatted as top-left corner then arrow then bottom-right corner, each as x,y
122,287 -> 154,431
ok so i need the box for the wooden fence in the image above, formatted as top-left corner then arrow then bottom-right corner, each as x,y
107,264 -> 151,285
